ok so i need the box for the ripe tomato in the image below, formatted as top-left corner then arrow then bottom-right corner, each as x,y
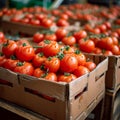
58,73 -> 77,83
32,52 -> 46,68
103,50 -> 113,56
2,40 -> 18,58
41,18 -> 53,28
62,36 -> 76,46
14,62 -> 34,76
42,40 -> 60,57
44,57 -> 60,73
33,68 -> 44,78
110,45 -> 120,55
44,33 -> 57,41
16,39 -> 30,46
78,39 -> 95,53
63,45 -> 75,54
75,50 -> 86,66
25,13 -> 34,20
84,61 -> 96,71
0,32 -> 5,41
19,18 -> 29,24
57,18 -> 69,27
3,57 -> 19,71
111,36 -> 118,45
73,66 -> 89,77
73,30 -> 87,41
55,28 -> 68,40
93,47 -> 102,54
15,43 -> 35,61
0,53 -> 7,67
30,19 -> 40,26
60,53 -> 78,73
41,72 -> 57,82
35,13 -> 46,21
33,32 -> 44,43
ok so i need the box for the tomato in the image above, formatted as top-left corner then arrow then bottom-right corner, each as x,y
15,43 -> 35,61
103,50 -> 113,56
104,21 -> 111,29
55,28 -> 68,40
111,36 -> 118,45
98,24 -> 107,33
30,19 -> 40,26
32,52 -> 46,68
19,18 -> 29,24
57,18 -> 69,27
2,40 -> 18,58
73,66 -> 89,77
58,73 -> 77,83
44,33 -> 57,41
14,62 -> 34,76
3,57 -> 19,71
16,39 -> 30,46
33,68 -> 44,78
0,32 -> 5,41
62,36 -> 76,46
60,54 -> 78,73
78,39 -> 95,53
60,13 -> 69,20
44,57 -> 60,73
93,47 -> 102,54
91,28 -> 101,34
73,30 -> 87,41
84,61 -> 96,71
42,40 -> 60,57
41,18 -> 53,28
35,13 -> 46,21
75,50 -> 86,66
63,45 -> 75,54
41,72 -> 57,82
33,32 -> 44,43
0,53 -> 7,67
25,14 -> 34,20
110,45 -> 120,55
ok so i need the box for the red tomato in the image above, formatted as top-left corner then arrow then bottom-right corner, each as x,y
44,34 -> 57,41
63,45 -> 75,54
33,68 -> 44,78
35,13 -> 46,21
2,40 -> 18,58
84,61 -> 96,71
57,18 -> 69,27
14,62 -> 34,76
78,39 -> 95,53
15,43 -> 35,61
58,73 -> 77,83
42,40 -> 60,57
44,57 -> 60,73
60,54 -> 78,73
33,33 -> 44,43
103,50 -> 113,56
0,53 -> 7,67
32,52 -> 46,68
73,30 -> 87,41
75,50 -> 86,66
55,28 -> 68,40
41,72 -> 57,82
30,19 -> 40,26
3,58 -> 19,71
93,47 -> 102,54
110,45 -> 120,55
73,66 -> 89,77
41,18 -> 53,28
19,18 -> 29,24
0,32 -> 5,41
62,36 -> 76,46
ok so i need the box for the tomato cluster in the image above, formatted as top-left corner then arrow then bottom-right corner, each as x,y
0,34 -> 96,83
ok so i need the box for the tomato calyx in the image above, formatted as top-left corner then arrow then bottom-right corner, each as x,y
47,57 -> 52,61
64,72 -> 70,76
16,62 -> 24,66
22,43 -> 27,47
3,40 -> 9,47
44,40 -> 51,44
38,52 -> 44,57
64,45 -> 70,51
56,52 -> 64,60
75,49 -> 80,54
40,69 -> 49,78
10,55 -> 17,60
0,52 -> 4,56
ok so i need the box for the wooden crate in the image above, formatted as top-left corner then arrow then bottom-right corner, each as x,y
103,85 -> 120,120
0,56 -> 108,120
1,20 -> 55,36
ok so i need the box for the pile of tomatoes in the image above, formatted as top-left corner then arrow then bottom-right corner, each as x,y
0,30 -> 97,83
